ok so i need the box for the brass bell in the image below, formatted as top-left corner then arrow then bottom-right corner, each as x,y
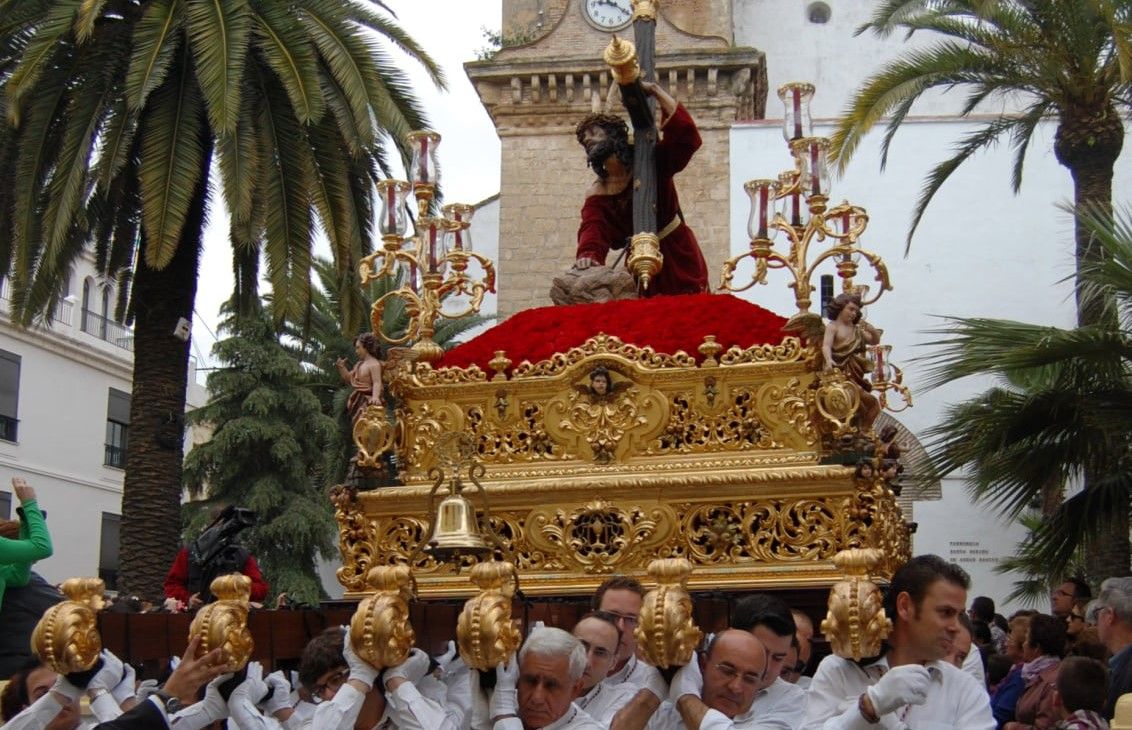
426,493 -> 490,561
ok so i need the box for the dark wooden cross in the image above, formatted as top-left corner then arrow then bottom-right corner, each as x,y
616,4 -> 659,249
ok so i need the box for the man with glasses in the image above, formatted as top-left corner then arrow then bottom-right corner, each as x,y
1095,577 -> 1132,719
571,612 -> 639,724
594,576 -> 664,691
645,629 -> 770,728
730,593 -> 806,727
802,554 -> 995,730
1052,578 -> 1092,620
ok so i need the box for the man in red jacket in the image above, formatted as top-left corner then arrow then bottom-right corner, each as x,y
163,506 -> 269,609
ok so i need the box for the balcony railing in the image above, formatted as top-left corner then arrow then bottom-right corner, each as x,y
104,443 -> 126,469
81,309 -> 134,351
0,415 -> 17,442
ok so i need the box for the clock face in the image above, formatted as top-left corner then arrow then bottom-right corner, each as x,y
584,0 -> 633,31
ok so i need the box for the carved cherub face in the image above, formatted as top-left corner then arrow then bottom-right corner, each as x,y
592,373 -> 610,395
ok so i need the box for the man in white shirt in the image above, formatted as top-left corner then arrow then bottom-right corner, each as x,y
489,626 -> 603,730
595,577 -> 665,692
572,612 -> 639,724
730,594 -> 806,728
802,554 -> 995,730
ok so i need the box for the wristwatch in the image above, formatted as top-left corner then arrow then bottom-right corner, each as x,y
155,690 -> 185,715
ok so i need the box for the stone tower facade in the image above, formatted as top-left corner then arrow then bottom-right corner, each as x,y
467,0 -> 765,318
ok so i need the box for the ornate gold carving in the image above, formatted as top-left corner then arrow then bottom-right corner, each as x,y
718,337 -> 807,365
415,363 -> 488,386
466,403 -> 562,464
353,403 -> 395,469
677,499 -> 842,564
546,375 -> 668,463
512,335 -> 697,378
698,336 -> 723,367
757,377 -> 819,448
332,485 -> 381,593
189,574 -> 254,671
636,559 -> 702,669
822,549 -> 892,661
814,370 -> 860,437
349,566 -> 416,670
489,351 -> 512,381
32,578 -> 105,674
631,0 -> 659,22
527,499 -> 676,574
457,561 -> 522,671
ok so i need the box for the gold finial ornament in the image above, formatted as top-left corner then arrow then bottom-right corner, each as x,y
822,549 -> 892,661
189,574 -> 255,671
635,558 -> 702,669
32,578 -> 105,674
349,566 -> 416,670
628,232 -> 663,291
603,36 -> 640,85
456,561 -> 522,671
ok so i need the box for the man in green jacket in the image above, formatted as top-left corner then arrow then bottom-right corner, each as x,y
0,476 -> 54,611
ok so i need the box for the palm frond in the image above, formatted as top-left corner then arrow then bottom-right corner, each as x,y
185,0 -> 251,134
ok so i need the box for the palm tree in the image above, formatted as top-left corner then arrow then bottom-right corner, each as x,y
831,0 -> 1130,326
923,206 -> 1132,582
0,1 -> 443,597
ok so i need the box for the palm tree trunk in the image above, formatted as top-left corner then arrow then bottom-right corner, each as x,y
1086,508 -> 1131,582
117,144 -> 212,600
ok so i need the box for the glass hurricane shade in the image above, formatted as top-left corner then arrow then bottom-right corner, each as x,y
790,136 -> 832,199
442,203 -> 475,252
777,171 -> 809,227
777,82 -> 814,142
744,179 -> 777,241
407,130 -> 441,191
377,180 -> 412,238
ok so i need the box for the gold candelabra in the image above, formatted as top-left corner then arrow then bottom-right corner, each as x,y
867,343 -> 913,412
720,82 -> 892,314
359,130 -> 496,363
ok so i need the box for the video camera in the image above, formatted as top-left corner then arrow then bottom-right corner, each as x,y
190,506 -> 256,567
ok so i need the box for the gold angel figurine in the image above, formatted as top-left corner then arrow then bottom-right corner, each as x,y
822,549 -> 892,661
32,578 -> 106,674
635,558 -> 703,669
457,560 -> 522,671
349,565 -> 416,670
189,573 -> 254,671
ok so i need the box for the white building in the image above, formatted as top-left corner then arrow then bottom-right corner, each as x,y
0,256 -> 206,588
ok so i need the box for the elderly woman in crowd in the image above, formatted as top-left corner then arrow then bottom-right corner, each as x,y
1004,613 -> 1068,730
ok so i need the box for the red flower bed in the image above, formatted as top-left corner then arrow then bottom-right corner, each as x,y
438,293 -> 788,373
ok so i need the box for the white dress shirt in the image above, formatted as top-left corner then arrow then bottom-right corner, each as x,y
801,653 -> 995,730
642,679 -> 804,730
607,655 -> 663,691
575,680 -> 639,724
961,644 -> 986,685
492,702 -> 604,730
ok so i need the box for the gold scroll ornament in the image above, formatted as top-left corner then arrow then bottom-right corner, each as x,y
353,403 -> 395,469
32,578 -> 106,673
456,560 -> 522,671
189,574 -> 255,671
821,548 -> 892,661
635,558 -> 702,669
349,565 -> 416,669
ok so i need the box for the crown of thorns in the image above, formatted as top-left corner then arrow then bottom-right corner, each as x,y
575,113 -> 629,145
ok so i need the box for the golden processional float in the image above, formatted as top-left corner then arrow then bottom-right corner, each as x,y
329,32 -> 913,666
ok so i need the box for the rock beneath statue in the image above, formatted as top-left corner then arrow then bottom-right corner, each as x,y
550,265 -> 639,305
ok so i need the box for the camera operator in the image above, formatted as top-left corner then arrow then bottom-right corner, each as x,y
162,505 -> 268,609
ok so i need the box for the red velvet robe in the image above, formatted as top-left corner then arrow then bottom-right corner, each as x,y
576,104 -> 709,296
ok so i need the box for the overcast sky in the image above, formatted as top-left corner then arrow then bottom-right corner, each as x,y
191,1 -> 501,370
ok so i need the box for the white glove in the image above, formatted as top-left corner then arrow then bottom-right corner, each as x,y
229,662 -> 269,725
866,665 -> 931,716
51,676 -> 83,703
387,648 -> 431,686
437,640 -> 458,668
669,652 -> 703,703
261,671 -> 294,715
489,658 -> 519,719
342,628 -> 378,687
87,650 -> 126,694
642,667 -> 669,702
135,679 -> 160,702
111,661 -> 137,704
168,673 -> 231,730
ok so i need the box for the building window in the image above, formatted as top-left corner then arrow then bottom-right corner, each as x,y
105,388 -> 130,468
0,490 -> 10,520
0,350 -> 20,442
807,1 -> 831,23
99,512 -> 120,590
